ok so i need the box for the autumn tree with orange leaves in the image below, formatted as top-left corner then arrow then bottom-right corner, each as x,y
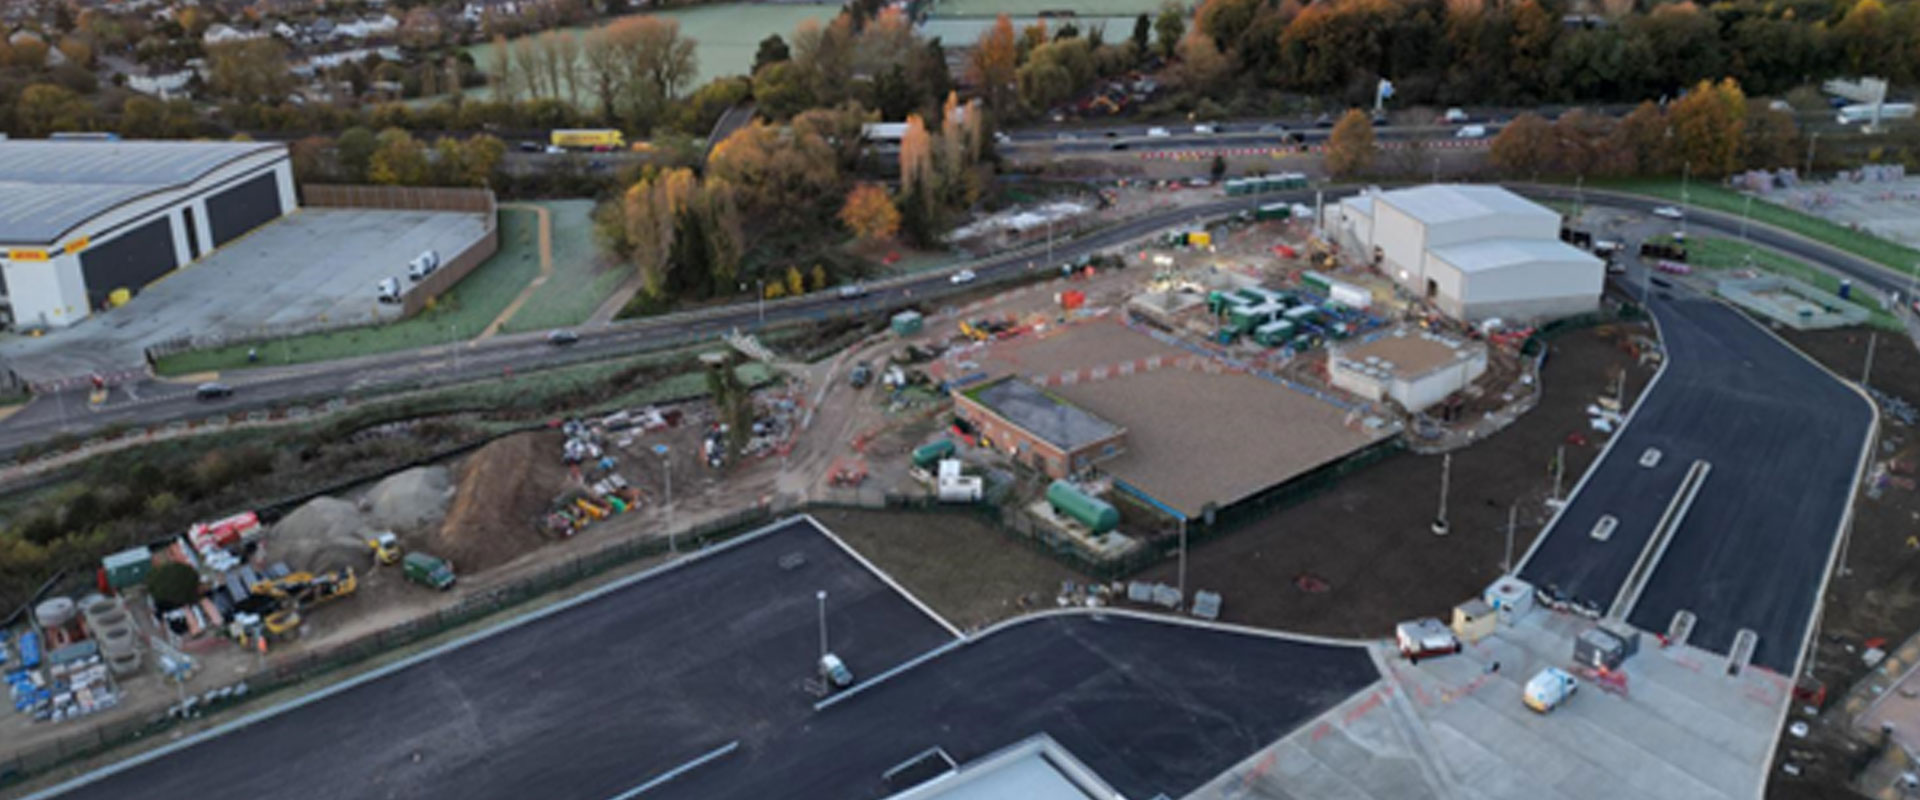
840,183 -> 899,241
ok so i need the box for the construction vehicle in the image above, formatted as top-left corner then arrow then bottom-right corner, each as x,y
367,532 -> 402,565
250,567 -> 358,637
404,552 -> 456,590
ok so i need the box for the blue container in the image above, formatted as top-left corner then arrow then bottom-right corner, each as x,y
1839,279 -> 1852,299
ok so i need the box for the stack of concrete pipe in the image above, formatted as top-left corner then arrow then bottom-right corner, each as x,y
81,595 -> 142,677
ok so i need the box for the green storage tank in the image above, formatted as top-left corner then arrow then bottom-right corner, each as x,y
891,311 -> 924,336
1047,480 -> 1119,534
912,439 -> 956,468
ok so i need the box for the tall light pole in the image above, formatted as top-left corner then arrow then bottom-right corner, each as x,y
1740,193 -> 1753,243
1177,514 -> 1188,611
1431,453 -> 1452,536
1805,132 -> 1820,178
1679,160 -> 1691,239
756,279 -> 766,326
450,323 -> 459,374
1503,503 -> 1518,574
816,590 -> 829,660
654,443 -> 674,552
1864,331 -> 1878,388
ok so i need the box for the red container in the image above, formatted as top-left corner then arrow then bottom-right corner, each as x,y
1061,290 -> 1086,310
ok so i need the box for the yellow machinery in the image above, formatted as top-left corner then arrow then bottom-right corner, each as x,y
251,567 -> 357,638
367,532 -> 402,565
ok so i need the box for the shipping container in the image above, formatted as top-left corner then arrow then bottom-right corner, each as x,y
101,548 -> 152,590
1255,203 -> 1291,221
1253,319 -> 1295,346
890,311 -> 924,336
912,439 -> 957,469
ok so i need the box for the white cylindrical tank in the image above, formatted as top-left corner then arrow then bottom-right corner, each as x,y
35,597 -> 76,629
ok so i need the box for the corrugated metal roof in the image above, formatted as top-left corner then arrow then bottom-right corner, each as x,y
0,140 -> 284,244
1427,237 -> 1603,273
1378,184 -> 1556,227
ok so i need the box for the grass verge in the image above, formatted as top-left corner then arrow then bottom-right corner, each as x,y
1593,178 -> 1920,278
498,200 -> 629,334
155,208 -> 543,376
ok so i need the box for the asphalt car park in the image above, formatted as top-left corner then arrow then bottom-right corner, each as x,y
660,613 -> 1381,800
43,517 -> 960,800
1522,293 -> 1872,672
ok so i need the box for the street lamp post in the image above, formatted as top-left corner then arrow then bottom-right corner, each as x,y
816,590 -> 829,660
1741,194 -> 1753,242
1805,132 -> 1820,178
1431,453 -> 1452,536
1680,160 -> 1691,239
756,279 -> 765,326
1177,515 -> 1188,610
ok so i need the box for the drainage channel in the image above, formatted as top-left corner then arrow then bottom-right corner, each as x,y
1609,459 -> 1712,621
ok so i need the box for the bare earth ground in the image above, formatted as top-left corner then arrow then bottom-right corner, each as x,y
1133,322 -> 1654,639
808,508 -> 1081,632
1763,327 -> 1920,800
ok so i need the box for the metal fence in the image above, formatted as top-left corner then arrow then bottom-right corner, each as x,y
0,505 -> 778,789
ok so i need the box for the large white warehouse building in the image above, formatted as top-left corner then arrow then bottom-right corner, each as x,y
0,140 -> 295,329
1325,184 -> 1603,321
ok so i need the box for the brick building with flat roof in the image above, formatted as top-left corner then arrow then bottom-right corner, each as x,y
953,376 -> 1127,478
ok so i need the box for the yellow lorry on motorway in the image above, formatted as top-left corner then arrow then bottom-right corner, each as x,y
550,129 -> 626,151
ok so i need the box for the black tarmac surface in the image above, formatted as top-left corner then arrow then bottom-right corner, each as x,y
664,614 -> 1379,800
1522,293 -> 1872,672
49,517 -> 959,800
46,518 -> 1379,800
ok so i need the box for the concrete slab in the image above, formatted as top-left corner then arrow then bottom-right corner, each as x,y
0,209 -> 487,382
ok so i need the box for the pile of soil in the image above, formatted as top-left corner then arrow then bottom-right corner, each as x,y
427,431 -> 573,574
364,466 -> 452,534
270,497 -> 369,572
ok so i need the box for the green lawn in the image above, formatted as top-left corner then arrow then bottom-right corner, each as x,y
156,208 -> 542,375
1689,236 -> 1905,330
500,200 -> 631,334
466,3 -> 837,98
1594,178 -> 1920,279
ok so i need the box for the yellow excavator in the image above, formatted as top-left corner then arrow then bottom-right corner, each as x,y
251,567 -> 358,637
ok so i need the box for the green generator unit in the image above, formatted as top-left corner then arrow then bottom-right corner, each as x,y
891,311 -> 924,336
1223,178 -> 1254,196
1253,319 -> 1296,347
1300,271 -> 1333,295
1046,480 -> 1119,535
912,439 -> 956,469
1255,203 -> 1290,221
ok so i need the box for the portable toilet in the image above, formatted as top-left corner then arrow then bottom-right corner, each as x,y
1451,598 -> 1497,644
1483,575 -> 1536,625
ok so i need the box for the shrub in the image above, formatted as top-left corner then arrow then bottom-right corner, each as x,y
146,562 -> 202,610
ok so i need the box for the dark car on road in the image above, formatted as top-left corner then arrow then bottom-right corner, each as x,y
195,382 -> 234,401
547,329 -> 580,346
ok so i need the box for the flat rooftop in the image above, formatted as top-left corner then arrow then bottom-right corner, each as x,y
1428,237 -> 1602,273
1334,328 -> 1483,380
1377,184 -> 1557,228
0,140 -> 285,243
962,376 -> 1124,452
884,735 -> 1120,800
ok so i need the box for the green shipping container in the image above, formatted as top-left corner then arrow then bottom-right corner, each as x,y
1255,203 -> 1290,221
1253,319 -> 1295,346
102,547 -> 152,590
912,439 -> 956,468
891,311 -> 924,336
1047,480 -> 1120,534
1300,271 -> 1333,295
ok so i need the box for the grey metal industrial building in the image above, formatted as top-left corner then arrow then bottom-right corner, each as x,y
0,139 -> 295,329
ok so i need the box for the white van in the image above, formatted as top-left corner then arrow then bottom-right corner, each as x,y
376,277 -> 402,303
1455,125 -> 1488,139
407,250 -> 441,281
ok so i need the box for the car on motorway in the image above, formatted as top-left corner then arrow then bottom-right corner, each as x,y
517,141 -> 542,152
1110,141 -> 1130,151
1056,132 -> 1078,142
1455,124 -> 1488,139
1314,113 -> 1334,127
1193,123 -> 1217,134
950,269 -> 977,285
195,382 -> 234,401
1103,130 -> 1119,138
1257,123 -> 1287,134
1444,107 -> 1469,123
1652,205 -> 1685,220
1649,276 -> 1674,288
546,329 -> 580,346
837,283 -> 868,299
1146,127 -> 1171,138
544,144 -> 566,155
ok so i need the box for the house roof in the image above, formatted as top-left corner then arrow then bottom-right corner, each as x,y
1378,184 -> 1557,228
1426,237 -> 1602,274
0,140 -> 284,244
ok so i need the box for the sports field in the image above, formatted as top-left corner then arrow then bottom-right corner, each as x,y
926,0 -> 1169,16
467,3 -> 837,97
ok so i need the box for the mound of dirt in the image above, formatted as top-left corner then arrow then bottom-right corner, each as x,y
365,466 -> 452,534
271,497 -> 369,572
428,431 -> 572,574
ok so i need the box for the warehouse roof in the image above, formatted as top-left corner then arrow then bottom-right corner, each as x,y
1378,184 -> 1556,227
0,140 -> 285,244
885,735 -> 1121,800
1427,237 -> 1603,273
964,377 -> 1124,453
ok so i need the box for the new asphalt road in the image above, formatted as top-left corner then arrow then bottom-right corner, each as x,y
36,517 -> 1379,800
1520,289 -> 1873,673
